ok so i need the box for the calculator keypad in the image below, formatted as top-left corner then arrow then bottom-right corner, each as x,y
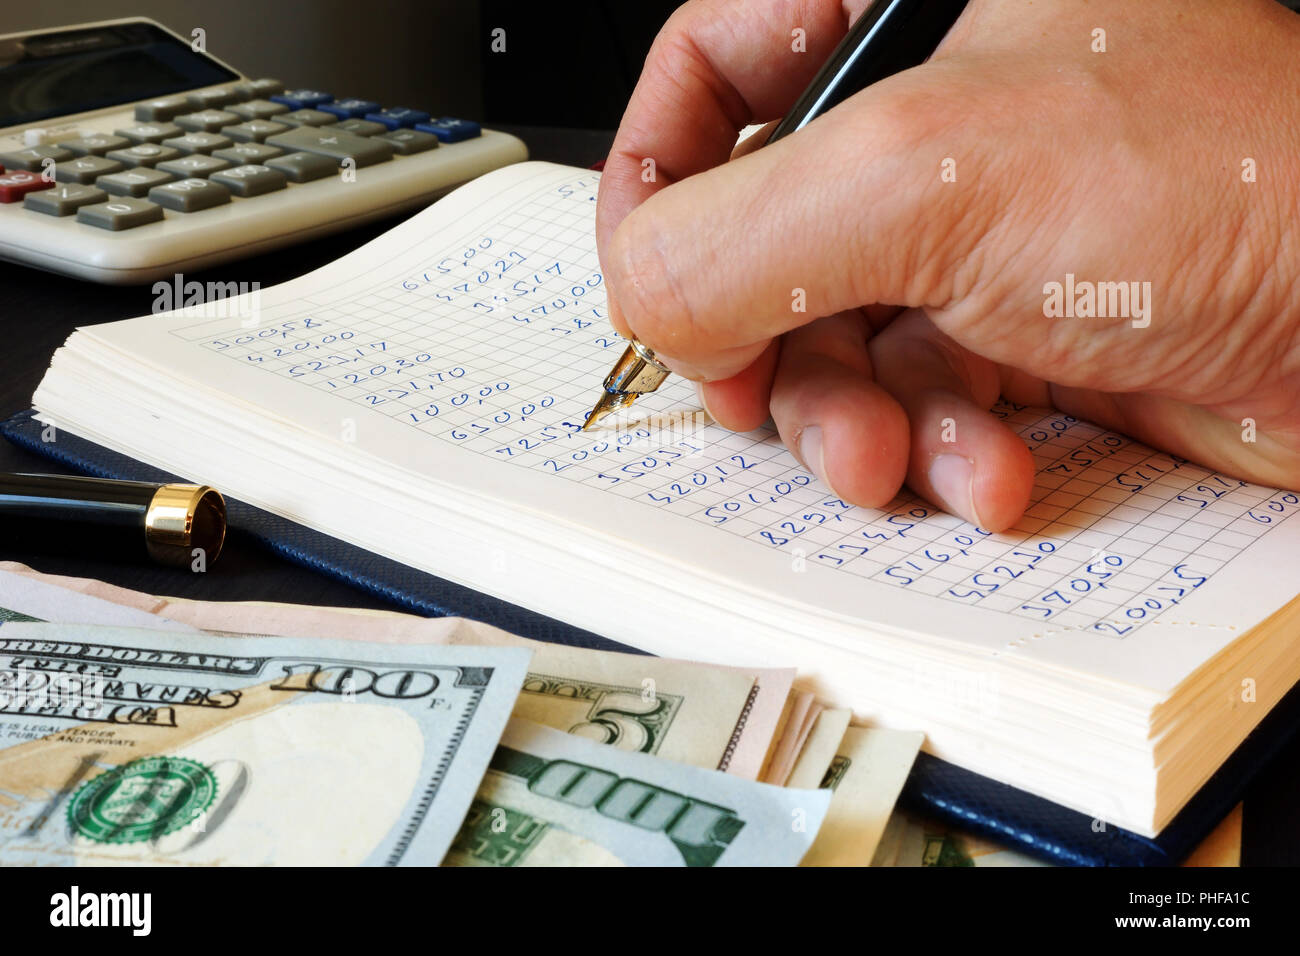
264,151 -> 338,183
0,145 -> 73,171
379,129 -> 440,155
12,78 -> 488,235
210,164 -> 288,197
134,97 -> 191,122
23,183 -> 103,215
163,133 -> 235,155
278,109 -> 339,128
96,168 -> 176,198
148,178 -> 232,212
187,89 -> 239,109
0,170 -> 54,202
335,119 -> 386,137
106,144 -> 184,168
174,110 -> 242,133
213,143 -> 284,165
265,126 -> 393,167
233,78 -> 284,99
76,196 -> 165,230
157,155 -> 232,179
54,157 -> 125,185
416,118 -> 482,143
319,99 -> 380,119
365,107 -> 430,130
57,134 -> 132,156
270,90 -> 333,110
115,123 -> 185,144
228,99 -> 290,121
222,120 -> 292,143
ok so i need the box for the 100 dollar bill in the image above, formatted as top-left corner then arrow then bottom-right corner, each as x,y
0,622 -> 529,866
445,719 -> 831,867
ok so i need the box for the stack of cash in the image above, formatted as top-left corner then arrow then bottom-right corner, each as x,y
0,563 -> 927,866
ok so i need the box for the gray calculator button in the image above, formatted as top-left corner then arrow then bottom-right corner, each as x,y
115,123 -> 184,144
76,196 -> 165,230
210,164 -> 288,197
264,151 -> 339,182
222,120 -> 292,143
228,99 -> 289,121
175,110 -> 242,133
23,183 -> 108,216
246,78 -> 284,96
162,132 -> 235,155
134,96 -> 190,122
266,126 -> 393,167
105,143 -> 184,168
54,156 -> 125,185
157,155 -> 232,178
56,134 -> 132,156
277,109 -> 338,128
149,177 -> 232,212
0,145 -> 73,171
213,142 -> 284,165
96,167 -> 175,198
336,119 -> 387,137
379,129 -> 440,156
187,89 -> 238,109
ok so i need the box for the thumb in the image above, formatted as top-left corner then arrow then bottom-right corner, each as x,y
603,65 -> 1000,381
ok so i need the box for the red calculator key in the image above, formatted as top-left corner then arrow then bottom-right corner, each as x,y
0,170 -> 54,203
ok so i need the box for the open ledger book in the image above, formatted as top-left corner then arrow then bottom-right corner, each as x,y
31,161 -> 1300,838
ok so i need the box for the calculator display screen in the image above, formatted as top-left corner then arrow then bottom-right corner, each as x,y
0,21 -> 239,128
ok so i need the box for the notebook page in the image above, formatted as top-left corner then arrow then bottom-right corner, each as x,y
51,162 -> 1300,697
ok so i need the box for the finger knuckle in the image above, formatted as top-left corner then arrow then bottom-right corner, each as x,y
606,210 -> 703,356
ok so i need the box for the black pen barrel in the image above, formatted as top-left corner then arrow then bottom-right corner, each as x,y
0,473 -> 226,567
767,0 -> 970,143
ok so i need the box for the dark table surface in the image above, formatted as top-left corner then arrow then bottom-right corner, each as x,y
1,124 -> 1296,866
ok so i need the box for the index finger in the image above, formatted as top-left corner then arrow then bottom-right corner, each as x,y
595,0 -> 868,259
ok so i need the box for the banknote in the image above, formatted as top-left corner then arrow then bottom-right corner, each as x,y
0,622 -> 529,866
761,689 -> 817,785
786,708 -> 851,790
0,568 -> 190,631
0,563 -> 792,778
444,718 -> 832,867
801,727 -> 923,866
890,810 -> 1050,867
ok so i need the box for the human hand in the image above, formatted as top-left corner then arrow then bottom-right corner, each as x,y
596,0 -> 1300,531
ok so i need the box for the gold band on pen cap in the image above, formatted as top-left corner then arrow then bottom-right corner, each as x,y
144,483 -> 227,567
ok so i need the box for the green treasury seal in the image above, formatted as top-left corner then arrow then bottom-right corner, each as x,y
68,755 -> 218,844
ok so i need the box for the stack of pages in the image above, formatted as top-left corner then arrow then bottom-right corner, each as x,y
29,161 -> 1300,837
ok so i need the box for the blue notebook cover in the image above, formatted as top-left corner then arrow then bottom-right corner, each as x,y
5,406 -> 1295,866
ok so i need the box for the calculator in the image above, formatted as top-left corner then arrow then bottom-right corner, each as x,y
0,18 -> 528,284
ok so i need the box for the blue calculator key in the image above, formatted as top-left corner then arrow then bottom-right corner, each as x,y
414,117 -> 481,143
364,107 -> 430,130
270,89 -> 334,110
319,98 -> 380,119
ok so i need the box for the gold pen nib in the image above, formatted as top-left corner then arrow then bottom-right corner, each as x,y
582,389 -> 637,431
582,341 -> 673,431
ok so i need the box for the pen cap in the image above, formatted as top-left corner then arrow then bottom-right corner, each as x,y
0,474 -> 226,568
144,483 -> 227,567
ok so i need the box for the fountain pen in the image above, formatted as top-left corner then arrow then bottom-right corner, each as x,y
582,0 -> 969,430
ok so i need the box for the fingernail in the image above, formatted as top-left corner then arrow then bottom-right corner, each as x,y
928,454 -> 982,526
798,426 -> 835,494
695,382 -> 717,423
